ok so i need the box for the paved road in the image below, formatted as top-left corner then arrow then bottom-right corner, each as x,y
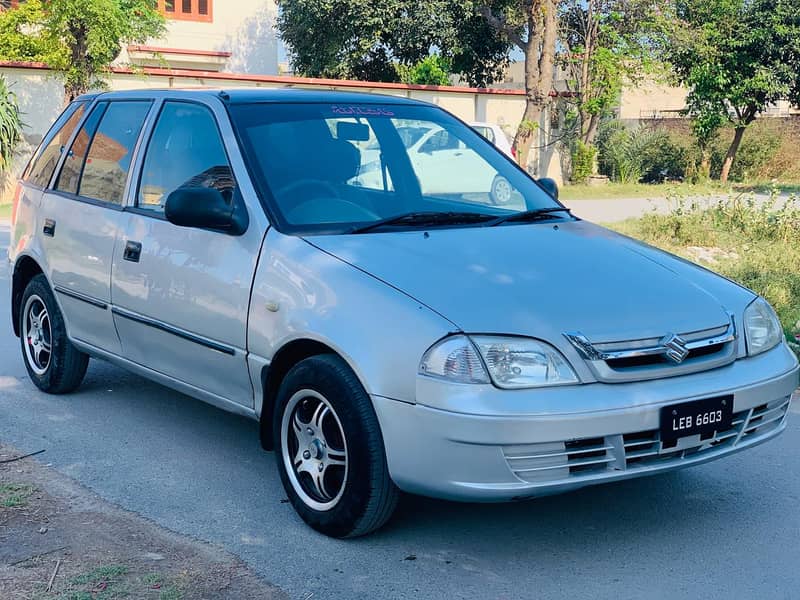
564,191 -> 794,223
1,221 -> 799,600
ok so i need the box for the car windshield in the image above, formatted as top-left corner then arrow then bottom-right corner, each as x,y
229,102 -> 563,234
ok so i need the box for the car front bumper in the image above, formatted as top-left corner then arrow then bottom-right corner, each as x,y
372,343 -> 799,501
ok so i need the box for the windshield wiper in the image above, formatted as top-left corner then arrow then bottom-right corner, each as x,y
485,207 -> 573,227
350,211 -> 496,234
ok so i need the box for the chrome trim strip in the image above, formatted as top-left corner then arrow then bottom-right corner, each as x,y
111,307 -> 236,356
565,315 -> 737,363
54,286 -> 108,310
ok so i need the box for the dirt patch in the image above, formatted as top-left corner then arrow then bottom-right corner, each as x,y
0,444 -> 287,599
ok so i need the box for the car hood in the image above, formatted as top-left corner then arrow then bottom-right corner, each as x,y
304,220 -> 742,344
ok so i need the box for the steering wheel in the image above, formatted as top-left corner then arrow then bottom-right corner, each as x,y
278,179 -> 380,224
277,179 -> 341,202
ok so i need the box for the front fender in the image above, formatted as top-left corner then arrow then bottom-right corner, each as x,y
247,229 -> 456,404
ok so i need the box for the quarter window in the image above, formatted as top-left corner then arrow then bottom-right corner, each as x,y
138,102 -> 235,213
23,102 -> 86,189
56,101 -> 151,205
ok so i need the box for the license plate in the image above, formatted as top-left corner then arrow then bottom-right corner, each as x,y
660,395 -> 734,442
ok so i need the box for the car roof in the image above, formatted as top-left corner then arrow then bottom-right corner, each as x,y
79,87 -> 430,106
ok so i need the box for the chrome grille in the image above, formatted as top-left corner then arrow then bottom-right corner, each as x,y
503,396 -> 791,484
564,317 -> 738,383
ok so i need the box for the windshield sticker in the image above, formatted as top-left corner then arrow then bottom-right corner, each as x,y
330,105 -> 395,117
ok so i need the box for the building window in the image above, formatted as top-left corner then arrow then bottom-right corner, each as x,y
157,0 -> 212,23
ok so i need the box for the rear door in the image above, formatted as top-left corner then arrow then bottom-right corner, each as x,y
41,100 -> 153,353
110,99 -> 264,408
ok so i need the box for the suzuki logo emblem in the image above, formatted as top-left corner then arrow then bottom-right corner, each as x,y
661,333 -> 690,364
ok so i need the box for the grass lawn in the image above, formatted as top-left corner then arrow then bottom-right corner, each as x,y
0,203 -> 10,220
561,180 -> 800,201
609,197 -> 800,355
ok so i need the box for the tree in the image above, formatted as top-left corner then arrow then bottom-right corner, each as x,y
475,0 -> 558,169
0,0 -> 165,103
559,0 -> 658,147
665,0 -> 800,183
277,0 -> 463,83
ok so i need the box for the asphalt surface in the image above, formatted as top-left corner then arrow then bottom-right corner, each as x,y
1,221 -> 799,600
565,191 -> 794,223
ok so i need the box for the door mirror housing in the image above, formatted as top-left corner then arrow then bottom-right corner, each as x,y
538,177 -> 559,201
164,187 -> 248,235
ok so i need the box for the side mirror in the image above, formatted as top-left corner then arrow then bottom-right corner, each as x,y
538,177 -> 559,200
164,187 -> 248,235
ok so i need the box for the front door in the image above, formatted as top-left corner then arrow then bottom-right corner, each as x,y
111,100 -> 264,408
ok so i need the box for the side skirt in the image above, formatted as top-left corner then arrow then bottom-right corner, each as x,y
71,338 -> 259,422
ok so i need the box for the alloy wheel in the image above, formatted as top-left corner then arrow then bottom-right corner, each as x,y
23,294 -> 52,376
281,389 -> 349,511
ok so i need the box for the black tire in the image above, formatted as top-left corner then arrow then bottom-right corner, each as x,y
273,354 -> 399,538
19,274 -> 89,394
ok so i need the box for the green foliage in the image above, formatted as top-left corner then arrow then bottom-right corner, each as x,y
0,483 -> 34,508
0,0 -> 165,100
614,193 -> 800,354
559,0 -> 661,142
0,77 -> 23,175
398,55 -> 452,86
663,0 -> 800,180
597,122 -> 668,184
277,0 -> 514,86
709,130 -> 780,182
570,141 -> 596,183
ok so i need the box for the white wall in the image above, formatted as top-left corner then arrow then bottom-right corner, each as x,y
119,0 -> 280,75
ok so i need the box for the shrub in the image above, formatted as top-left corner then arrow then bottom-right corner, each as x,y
710,129 -> 780,182
597,123 -> 666,183
614,192 -> 800,355
571,141 -> 596,183
0,76 -> 22,175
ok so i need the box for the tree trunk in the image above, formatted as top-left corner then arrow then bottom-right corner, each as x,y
513,100 -> 543,173
719,126 -> 746,183
583,113 -> 600,146
512,0 -> 557,174
699,148 -> 711,180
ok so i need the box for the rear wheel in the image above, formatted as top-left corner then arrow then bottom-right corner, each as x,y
273,354 -> 398,537
19,275 -> 88,394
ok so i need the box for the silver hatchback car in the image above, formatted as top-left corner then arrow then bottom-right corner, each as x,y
8,89 -> 799,537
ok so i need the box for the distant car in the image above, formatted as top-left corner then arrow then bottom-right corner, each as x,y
470,122 -> 515,159
354,124 -> 522,205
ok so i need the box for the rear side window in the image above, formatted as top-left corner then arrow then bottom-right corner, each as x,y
137,102 -> 235,213
56,101 -> 151,205
23,102 -> 87,189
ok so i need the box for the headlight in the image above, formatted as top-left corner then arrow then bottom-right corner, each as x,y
471,336 -> 579,389
419,335 -> 579,389
744,297 -> 783,356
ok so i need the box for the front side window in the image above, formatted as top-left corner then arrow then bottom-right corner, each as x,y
24,101 -> 86,189
138,102 -> 235,213
231,103 -> 559,234
56,101 -> 151,205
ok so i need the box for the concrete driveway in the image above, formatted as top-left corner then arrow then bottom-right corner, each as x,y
1,221 -> 799,599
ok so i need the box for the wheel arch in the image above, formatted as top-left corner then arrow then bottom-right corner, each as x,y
259,338 -> 344,451
11,255 -> 46,337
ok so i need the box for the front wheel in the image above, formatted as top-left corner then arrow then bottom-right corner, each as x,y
19,275 -> 89,394
273,355 -> 398,537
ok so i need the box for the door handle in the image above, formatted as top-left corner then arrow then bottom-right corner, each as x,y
43,219 -> 56,237
123,241 -> 142,263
